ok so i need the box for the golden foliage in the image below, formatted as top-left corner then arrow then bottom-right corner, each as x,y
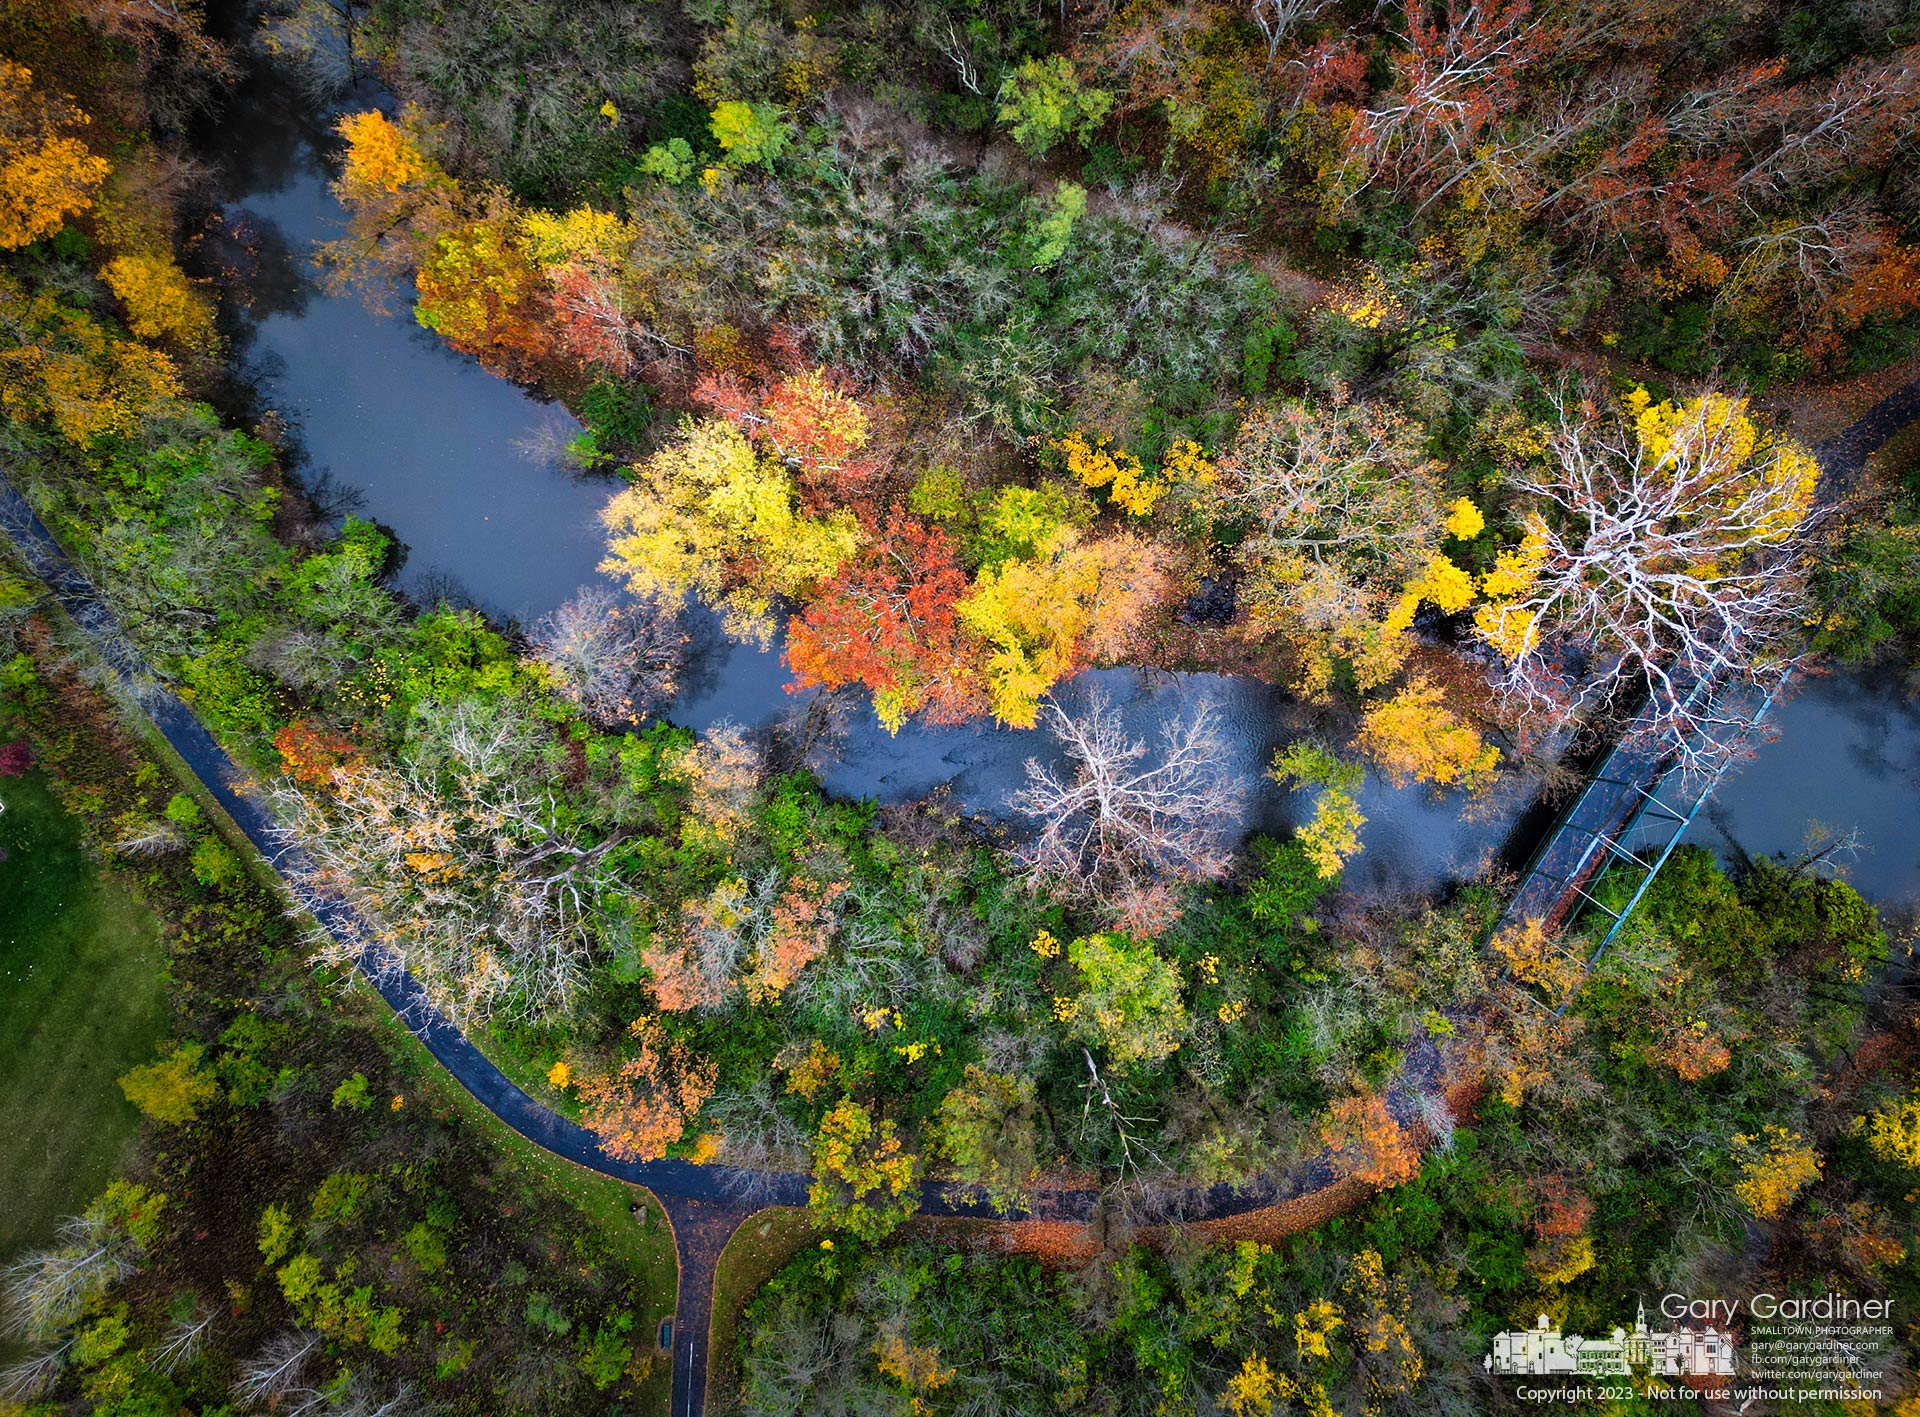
335,109 -> 433,196
600,420 -> 860,647
1488,918 -> 1580,1001
413,215 -> 542,354
519,204 -> 634,268
1731,1124 -> 1822,1220
1356,676 -> 1500,791
100,251 -> 214,347
575,1017 -> 718,1163
874,1333 -> 953,1393
1056,430 -> 1165,516
809,1098 -> 919,1240
1322,1091 -> 1421,1187
1864,1095 -> 1920,1170
1296,788 -> 1366,878
1472,517 -> 1551,656
782,1040 -> 841,1099
955,532 -> 1163,727
0,276 -> 182,449
1444,497 -> 1485,539
1294,1298 -> 1342,1361
1269,743 -> 1367,878
0,61 -> 111,251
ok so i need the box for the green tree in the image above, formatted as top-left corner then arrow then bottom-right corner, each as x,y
258,1202 -> 297,1263
1064,933 -> 1186,1069
710,100 -> 792,170
931,1067 -> 1039,1213
118,1042 -> 219,1124
638,136 -> 696,183
996,56 -> 1112,156
1029,181 -> 1087,269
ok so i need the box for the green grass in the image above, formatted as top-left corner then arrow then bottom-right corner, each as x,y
707,1208 -> 817,1410
0,769 -> 169,1261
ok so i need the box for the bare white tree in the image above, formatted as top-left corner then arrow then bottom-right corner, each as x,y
268,698 -> 629,1025
532,585 -> 685,727
151,1297 -> 218,1374
1250,0 -> 1333,60
1,1213 -> 138,1344
1477,389 -> 1818,771
935,20 -> 981,94
1735,54 -> 1920,198
1352,0 -> 1547,200
1715,197 -> 1889,339
0,1343 -> 67,1403
324,1371 -> 433,1416
1009,692 -> 1243,912
231,1330 -> 319,1412
230,1328 -> 422,1405
110,817 -> 188,857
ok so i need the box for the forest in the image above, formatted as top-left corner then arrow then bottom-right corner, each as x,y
2,0 -> 1920,1412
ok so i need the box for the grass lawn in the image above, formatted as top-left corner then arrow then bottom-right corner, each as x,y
0,769 -> 169,1262
707,1207 -> 818,1408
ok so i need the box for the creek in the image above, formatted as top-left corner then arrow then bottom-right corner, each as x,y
194,53 -> 1920,910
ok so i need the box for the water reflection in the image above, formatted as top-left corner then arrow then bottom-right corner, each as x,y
1704,669 -> 1920,906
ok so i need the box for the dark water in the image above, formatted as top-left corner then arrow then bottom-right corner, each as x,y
1703,670 -> 1920,907
196,55 -> 1920,907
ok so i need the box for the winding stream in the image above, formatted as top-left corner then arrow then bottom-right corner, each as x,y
195,53 -> 1920,910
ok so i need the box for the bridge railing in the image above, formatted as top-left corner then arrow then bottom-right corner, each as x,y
1501,673 -> 1777,968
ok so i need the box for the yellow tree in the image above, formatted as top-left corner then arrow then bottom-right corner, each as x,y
1269,741 -> 1367,878
118,1042 -> 218,1124
809,1098 -> 920,1240
1731,1124 -> 1822,1220
1477,388 -> 1820,768
412,207 -> 544,358
0,61 -> 111,250
1865,1094 -> 1920,1169
0,276 -> 183,450
323,107 -> 455,308
100,251 -> 215,347
335,109 -> 435,196
955,531 -> 1164,727
1356,676 -> 1500,791
599,419 -> 860,646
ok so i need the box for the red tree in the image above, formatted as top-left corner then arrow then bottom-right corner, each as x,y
272,719 -> 359,785
785,512 -> 980,731
547,264 -> 638,376
692,364 -> 885,509
0,739 -> 31,778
